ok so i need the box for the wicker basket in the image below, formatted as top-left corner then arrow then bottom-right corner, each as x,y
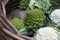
0,0 -> 33,40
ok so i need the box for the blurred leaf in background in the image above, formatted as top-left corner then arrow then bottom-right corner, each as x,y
29,0 -> 51,11
50,0 -> 60,10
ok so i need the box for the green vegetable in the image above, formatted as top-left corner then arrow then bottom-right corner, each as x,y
29,0 -> 51,11
19,0 -> 30,9
24,9 -> 46,32
11,18 -> 24,30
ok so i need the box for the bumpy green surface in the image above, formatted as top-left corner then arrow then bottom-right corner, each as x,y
19,0 -> 30,9
24,9 -> 46,32
11,18 -> 24,30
